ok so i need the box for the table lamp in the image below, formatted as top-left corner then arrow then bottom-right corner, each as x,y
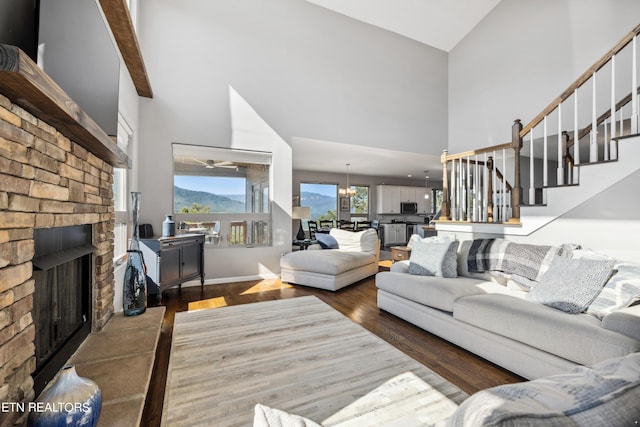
292,206 -> 310,240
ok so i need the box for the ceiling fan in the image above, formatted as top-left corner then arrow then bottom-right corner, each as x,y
194,159 -> 238,169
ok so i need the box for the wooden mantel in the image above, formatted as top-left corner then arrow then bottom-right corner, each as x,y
0,44 -> 129,168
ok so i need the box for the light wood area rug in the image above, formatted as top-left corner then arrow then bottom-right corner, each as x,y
162,296 -> 468,426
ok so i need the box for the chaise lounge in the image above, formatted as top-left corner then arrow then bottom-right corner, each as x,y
280,228 -> 380,291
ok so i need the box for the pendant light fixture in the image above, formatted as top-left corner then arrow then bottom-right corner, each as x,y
338,163 -> 356,196
424,171 -> 430,199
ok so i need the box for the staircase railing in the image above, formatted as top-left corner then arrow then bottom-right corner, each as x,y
440,23 -> 640,224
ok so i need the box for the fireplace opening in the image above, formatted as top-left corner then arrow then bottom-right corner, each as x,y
32,225 -> 95,396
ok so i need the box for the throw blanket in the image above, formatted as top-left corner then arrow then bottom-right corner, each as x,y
467,238 -> 496,273
468,238 -> 557,281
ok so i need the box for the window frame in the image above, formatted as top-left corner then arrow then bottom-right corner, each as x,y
348,185 -> 369,221
171,143 -> 272,248
113,114 -> 133,265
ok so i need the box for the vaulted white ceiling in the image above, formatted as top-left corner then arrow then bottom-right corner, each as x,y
304,0 -> 502,52
294,1 -> 502,179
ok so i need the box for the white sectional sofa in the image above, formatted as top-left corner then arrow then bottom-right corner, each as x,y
280,228 -> 380,291
376,238 -> 640,380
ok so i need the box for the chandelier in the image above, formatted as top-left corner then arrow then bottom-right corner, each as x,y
338,163 -> 356,196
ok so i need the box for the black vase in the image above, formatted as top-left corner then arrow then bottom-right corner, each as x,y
123,192 -> 146,316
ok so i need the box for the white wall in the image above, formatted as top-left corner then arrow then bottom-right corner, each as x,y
449,0 -> 640,153
136,0 -> 448,281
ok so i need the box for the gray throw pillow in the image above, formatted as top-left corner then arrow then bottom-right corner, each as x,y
408,240 -> 459,278
527,257 -> 615,313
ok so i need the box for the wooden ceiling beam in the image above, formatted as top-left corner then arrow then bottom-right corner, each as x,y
99,0 -> 153,98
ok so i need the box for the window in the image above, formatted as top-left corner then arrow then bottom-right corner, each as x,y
113,115 -> 132,265
432,189 -> 444,214
299,183 -> 337,222
349,185 -> 369,221
172,143 -> 271,247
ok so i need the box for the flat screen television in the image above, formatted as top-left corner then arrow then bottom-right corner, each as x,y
0,0 -> 40,62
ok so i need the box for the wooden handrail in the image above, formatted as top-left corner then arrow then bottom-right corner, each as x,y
520,23 -> 640,137
443,141 -> 512,161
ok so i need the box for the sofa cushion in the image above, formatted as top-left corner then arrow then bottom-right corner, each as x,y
315,233 -> 339,249
281,250 -> 376,275
408,240 -> 459,278
446,353 -> 640,427
375,272 -> 487,312
527,257 -> 615,314
453,293 -> 640,365
329,228 -> 378,254
588,260 -> 640,319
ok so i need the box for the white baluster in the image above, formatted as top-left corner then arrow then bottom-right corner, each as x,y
620,103 -> 624,137
604,119 -> 609,161
466,157 -> 471,221
450,160 -> 456,221
529,128 -> 535,204
611,54 -> 617,159
502,150 -> 507,221
557,105 -> 564,185
458,158 -> 463,220
574,88 -> 580,169
475,154 -> 480,222
483,153 -> 488,222
543,116 -> 548,187
492,150 -> 497,222
591,72 -> 598,162
472,156 -> 476,222
632,35 -> 638,134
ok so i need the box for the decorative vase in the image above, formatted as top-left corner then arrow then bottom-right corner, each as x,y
123,191 -> 147,316
27,365 -> 102,427
162,214 -> 175,237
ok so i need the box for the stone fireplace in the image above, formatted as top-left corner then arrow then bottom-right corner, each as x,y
0,93 -> 116,424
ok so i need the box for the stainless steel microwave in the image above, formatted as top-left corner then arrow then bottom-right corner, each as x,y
400,202 -> 418,214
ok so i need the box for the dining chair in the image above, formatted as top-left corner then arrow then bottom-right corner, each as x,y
354,221 -> 372,230
338,220 -> 354,231
307,220 -> 318,238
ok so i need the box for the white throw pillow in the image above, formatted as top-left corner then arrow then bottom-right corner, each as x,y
329,228 -> 378,253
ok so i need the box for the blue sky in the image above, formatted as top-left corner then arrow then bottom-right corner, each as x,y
175,176 -> 246,195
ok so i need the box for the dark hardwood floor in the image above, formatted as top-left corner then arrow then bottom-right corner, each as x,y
140,274 -> 523,426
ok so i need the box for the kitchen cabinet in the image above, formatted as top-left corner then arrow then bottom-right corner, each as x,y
377,185 -> 431,214
139,233 -> 205,294
380,223 -> 407,246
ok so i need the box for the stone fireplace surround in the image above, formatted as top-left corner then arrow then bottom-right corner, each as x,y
0,93 -> 116,424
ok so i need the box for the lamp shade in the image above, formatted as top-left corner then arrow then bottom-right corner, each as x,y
292,206 -> 310,220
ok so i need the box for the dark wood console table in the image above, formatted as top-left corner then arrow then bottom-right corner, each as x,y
139,233 -> 205,294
